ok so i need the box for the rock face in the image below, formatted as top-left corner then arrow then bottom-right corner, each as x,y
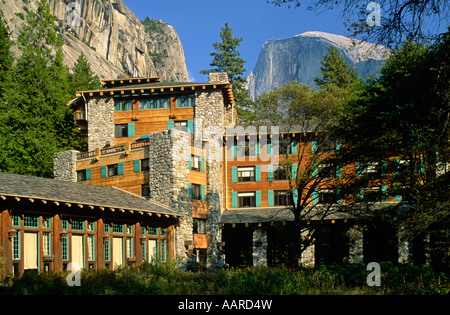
0,0 -> 189,81
247,31 -> 390,99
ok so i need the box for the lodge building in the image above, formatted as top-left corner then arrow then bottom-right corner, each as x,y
0,73 -> 438,277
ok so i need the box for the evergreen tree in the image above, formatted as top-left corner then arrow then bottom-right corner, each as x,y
200,23 -> 253,122
0,12 -> 14,100
0,0 -> 76,178
314,46 -> 359,88
68,52 -> 102,96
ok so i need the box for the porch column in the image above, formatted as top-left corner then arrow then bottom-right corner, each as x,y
252,229 -> 267,267
348,225 -> 364,264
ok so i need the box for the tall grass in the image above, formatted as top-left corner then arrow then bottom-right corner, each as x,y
0,262 -> 447,295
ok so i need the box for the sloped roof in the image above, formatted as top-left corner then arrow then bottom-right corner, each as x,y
0,172 -> 181,218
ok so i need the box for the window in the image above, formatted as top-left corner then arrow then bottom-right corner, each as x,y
12,215 -> 21,227
42,217 -> 51,229
190,155 -> 201,171
141,184 -> 150,199
12,231 -> 20,260
191,184 -> 202,200
238,167 -> 255,182
148,227 -> 159,236
72,220 -> 85,231
176,95 -> 195,108
114,99 -> 132,111
360,186 -> 387,202
108,164 -> 119,177
274,166 -> 288,180
193,219 -> 206,234
318,189 -> 337,204
238,192 -> 256,207
112,223 -> 124,234
174,120 -> 188,132
43,232 -> 51,256
139,97 -> 170,110
141,159 -> 149,171
77,170 -> 87,182
274,190 -> 293,206
24,215 -> 39,228
115,124 -> 129,138
87,235 -> 95,261
126,237 -> 134,258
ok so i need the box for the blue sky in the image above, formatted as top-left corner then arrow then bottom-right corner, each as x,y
123,0 -> 352,82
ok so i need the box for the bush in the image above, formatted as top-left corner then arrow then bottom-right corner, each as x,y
0,263 -> 447,295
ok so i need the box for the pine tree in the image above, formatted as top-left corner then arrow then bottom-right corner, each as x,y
0,0 -> 76,178
68,52 -> 102,96
314,46 -> 359,88
0,12 -> 14,101
200,23 -> 253,121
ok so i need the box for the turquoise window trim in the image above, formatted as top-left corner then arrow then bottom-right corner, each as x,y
201,157 -> 205,172
291,164 -> 298,181
293,189 -> 298,206
231,191 -> 238,208
267,165 -> 274,181
312,189 -> 318,205
187,119 -> 194,134
231,166 -> 238,183
256,190 -> 262,207
201,185 -> 206,201
255,165 -> 261,182
62,236 -> 69,261
134,160 -> 140,173
268,190 -> 274,207
290,138 -> 298,155
127,123 -> 135,138
167,120 -> 174,130
12,215 -> 21,227
24,215 -> 39,228
12,230 -> 21,260
101,165 -> 107,178
118,162 -> 124,175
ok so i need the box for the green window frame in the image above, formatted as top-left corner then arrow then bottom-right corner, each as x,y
114,99 -> 132,111
43,232 -> 51,256
104,239 -> 111,262
62,237 -> 69,261
12,231 -> 21,260
113,224 -> 124,234
126,237 -> 134,258
148,227 -> 159,236
72,220 -> 85,231
12,215 -> 21,227
87,235 -> 95,261
176,95 -> 195,108
24,215 -> 39,228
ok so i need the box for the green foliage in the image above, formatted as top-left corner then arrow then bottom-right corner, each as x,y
0,263 -> 447,295
0,0 -> 77,178
200,23 -> 253,121
0,12 -> 13,99
68,53 -> 102,96
314,46 -> 359,88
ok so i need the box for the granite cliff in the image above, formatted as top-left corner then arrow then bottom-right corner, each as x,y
247,31 -> 390,99
0,0 -> 189,81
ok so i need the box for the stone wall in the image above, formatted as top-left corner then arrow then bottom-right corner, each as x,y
252,229 -> 268,267
348,225 -> 364,264
147,129 -> 192,265
53,150 -> 79,182
87,96 -> 115,151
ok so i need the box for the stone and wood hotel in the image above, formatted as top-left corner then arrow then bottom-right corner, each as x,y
0,73 -> 432,276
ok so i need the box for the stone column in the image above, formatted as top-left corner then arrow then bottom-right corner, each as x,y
252,229 -> 268,267
53,150 -> 79,182
398,225 -> 413,264
300,229 -> 315,267
348,225 -> 364,264
87,96 -> 115,151
148,130 -> 192,266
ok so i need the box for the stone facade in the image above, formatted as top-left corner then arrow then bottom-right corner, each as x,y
252,229 -> 268,267
147,129 -> 192,265
87,96 -> 115,151
348,225 -> 364,264
53,150 -> 79,182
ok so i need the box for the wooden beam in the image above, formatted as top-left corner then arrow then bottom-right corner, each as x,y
28,198 -> 34,203
41,199 -> 47,204
54,201 -> 59,206
0,195 -> 5,200
65,202 -> 72,207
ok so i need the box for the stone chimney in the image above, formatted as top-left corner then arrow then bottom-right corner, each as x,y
208,72 -> 229,84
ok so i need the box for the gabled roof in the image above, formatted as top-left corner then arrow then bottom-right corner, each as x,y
0,172 -> 181,219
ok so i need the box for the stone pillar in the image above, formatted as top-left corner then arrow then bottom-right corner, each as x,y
252,229 -> 268,267
348,225 -> 364,264
87,96 -> 115,151
53,150 -> 79,182
300,229 -> 315,267
208,72 -> 229,83
398,225 -> 413,264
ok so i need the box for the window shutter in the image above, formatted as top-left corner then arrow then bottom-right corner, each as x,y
255,165 -> 261,182
201,157 -> 205,172
86,168 -> 91,181
357,162 -> 363,177
311,139 -> 317,153
290,138 -> 298,154
187,120 -> 194,134
256,141 -> 260,156
127,123 -> 135,137
118,162 -> 124,175
232,192 -> 238,208
232,142 -> 237,158
393,159 -> 400,175
231,166 -> 237,183
336,164 -> 342,178
336,187 -> 342,204
267,140 -> 272,155
189,183 -> 192,199
101,165 -> 107,178
293,189 -> 298,206
381,160 -> 388,176
291,163 -> 297,180
167,120 -> 174,130
336,141 -> 342,151
134,160 -> 140,173
267,164 -> 274,181
312,188 -> 318,205
381,185 -> 388,202
188,155 -> 192,170
268,190 -> 274,207
201,185 -> 206,201
256,191 -> 261,207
